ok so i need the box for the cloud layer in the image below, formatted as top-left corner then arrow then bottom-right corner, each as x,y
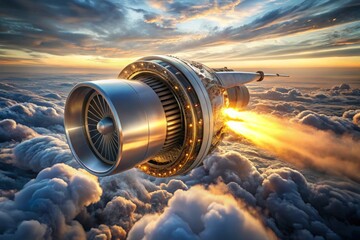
0,74 -> 359,239
0,119 -> 37,142
13,135 -> 77,172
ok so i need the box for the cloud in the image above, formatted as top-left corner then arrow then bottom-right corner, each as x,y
0,0 -> 184,58
343,109 -> 360,119
193,150 -> 360,239
87,224 -> 126,240
201,151 -> 262,194
252,101 -> 306,117
256,167 -> 342,239
0,83 -> 63,109
7,220 -> 47,240
259,167 -> 360,239
343,109 -> 360,126
145,0 -> 242,27
128,184 -> 275,240
13,136 -> 77,172
226,110 -> 360,182
1,73 -> 360,240
4,130 -> 356,240
0,164 -> 102,239
292,110 -> 360,135
0,161 -> 35,199
308,180 -> 360,238
0,0 -> 359,62
0,0 -> 126,55
101,196 -> 137,230
327,83 -> 360,98
354,113 -> 360,125
42,93 -> 62,100
0,119 -> 37,142
252,84 -> 360,105
94,170 -> 174,230
166,0 -> 360,53
160,179 -> 188,194
219,23 -> 360,61
250,84 -> 360,118
0,102 -> 63,128
252,87 -> 308,102
0,96 -> 17,108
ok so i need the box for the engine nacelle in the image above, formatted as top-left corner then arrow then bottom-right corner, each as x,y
64,55 -> 287,177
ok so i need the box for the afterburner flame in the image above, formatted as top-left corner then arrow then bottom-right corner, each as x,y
223,108 -> 360,181
224,108 -> 281,146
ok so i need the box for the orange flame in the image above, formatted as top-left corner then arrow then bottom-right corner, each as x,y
223,108 -> 360,181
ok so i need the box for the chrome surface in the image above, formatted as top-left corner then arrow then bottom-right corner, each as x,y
215,71 -> 289,88
226,86 -> 250,110
64,79 -> 167,176
97,117 -> 115,135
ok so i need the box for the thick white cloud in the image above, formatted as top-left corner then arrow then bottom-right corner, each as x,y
256,167 -> 339,239
292,110 -> 358,134
0,164 -> 102,239
343,109 -> 360,126
257,167 -> 360,239
13,136 -> 77,172
202,151 -> 262,192
0,102 -> 63,128
354,113 -> 360,125
8,220 -> 48,240
128,185 -> 275,240
185,145 -> 360,239
95,169 -> 174,231
87,224 -> 126,240
160,179 -> 188,194
0,119 -> 37,142
101,196 -> 137,230
265,88 -> 304,101
250,84 -> 360,116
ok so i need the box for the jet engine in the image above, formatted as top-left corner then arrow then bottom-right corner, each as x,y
64,55 -> 287,177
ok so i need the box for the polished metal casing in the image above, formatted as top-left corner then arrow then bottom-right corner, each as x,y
64,80 -> 166,176
64,55 -> 269,177
226,86 -> 250,109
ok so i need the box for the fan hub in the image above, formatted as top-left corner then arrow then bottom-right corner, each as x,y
97,117 -> 114,135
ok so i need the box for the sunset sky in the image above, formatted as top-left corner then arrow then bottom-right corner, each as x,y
1,1 -> 360,239
0,0 -> 359,70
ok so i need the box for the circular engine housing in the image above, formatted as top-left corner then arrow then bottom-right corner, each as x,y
225,86 -> 250,110
64,55 -> 250,177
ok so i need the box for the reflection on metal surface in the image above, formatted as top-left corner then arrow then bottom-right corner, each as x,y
64,55 -> 287,177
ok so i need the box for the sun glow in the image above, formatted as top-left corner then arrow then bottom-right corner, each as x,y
223,108 -> 360,181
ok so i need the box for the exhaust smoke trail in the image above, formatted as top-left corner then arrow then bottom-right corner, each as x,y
223,108 -> 360,182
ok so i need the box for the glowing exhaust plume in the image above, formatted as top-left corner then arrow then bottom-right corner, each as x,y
224,108 -> 360,182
